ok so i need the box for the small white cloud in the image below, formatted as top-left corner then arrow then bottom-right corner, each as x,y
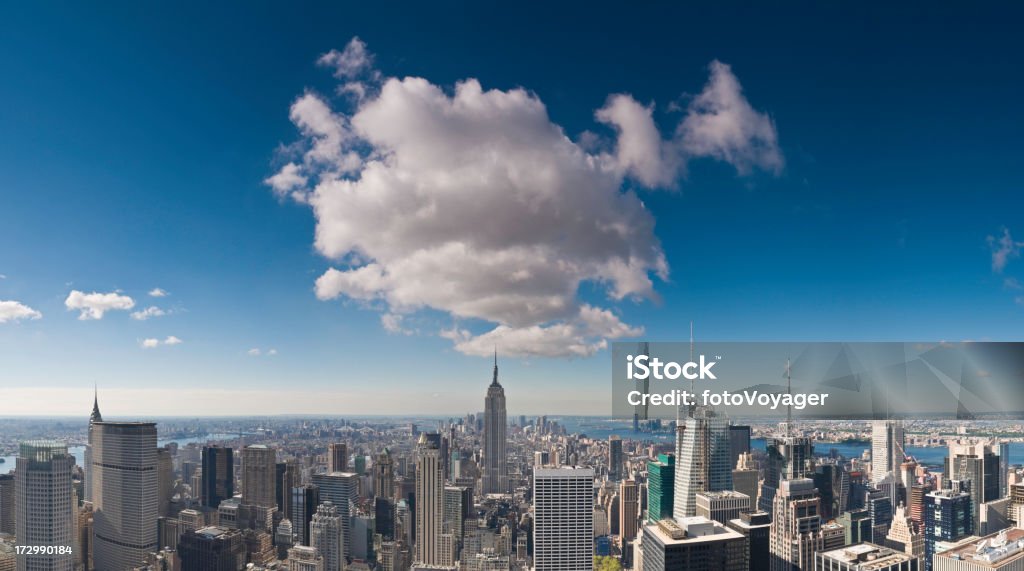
317,37 -> 373,79
265,162 -> 308,196
247,347 -> 278,357
267,348 -> 278,356
131,306 -> 167,321
148,288 -> 169,298
0,300 -> 42,323
141,335 -> 182,349
381,313 -> 412,335
989,227 -> 1024,273
1005,277 -> 1023,290
678,60 -> 784,175
247,348 -> 262,356
65,290 -> 135,320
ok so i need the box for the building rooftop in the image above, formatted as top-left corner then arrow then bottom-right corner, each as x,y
697,490 -> 750,500
195,526 -> 230,539
645,517 -> 744,545
534,466 -> 595,477
937,528 -> 1024,567
818,543 -> 914,570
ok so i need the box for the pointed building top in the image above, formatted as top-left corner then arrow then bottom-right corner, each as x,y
491,347 -> 501,387
90,384 -> 103,424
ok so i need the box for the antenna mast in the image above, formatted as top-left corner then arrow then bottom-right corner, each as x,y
785,358 -> 792,438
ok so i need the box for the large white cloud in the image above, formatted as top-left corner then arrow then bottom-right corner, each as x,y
65,290 -> 135,320
268,42 -> 782,357
0,300 -> 42,323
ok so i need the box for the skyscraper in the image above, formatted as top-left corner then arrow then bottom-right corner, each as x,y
647,453 -> 675,523
729,425 -> 752,466
482,353 -> 508,495
15,440 -> 75,571
872,420 -> 906,485
241,445 -> 277,508
732,452 -> 759,507
311,501 -> 346,571
414,433 -> 445,566
923,488 -> 973,571
641,517 -> 747,571
769,478 -> 824,571
759,436 -> 814,513
727,511 -> 772,571
201,445 -> 234,509
287,545 -> 326,571
533,467 -> 594,571
328,443 -> 348,473
0,473 -> 13,535
673,406 -> 733,519
946,439 -> 1009,531
885,503 -> 924,559
374,448 -> 394,500
291,484 -> 320,546
696,490 -> 751,527
608,436 -> 624,482
84,386 -> 102,504
276,459 -> 300,517
311,472 -> 358,558
177,526 -> 245,571
619,479 -> 639,545
91,421 -> 159,570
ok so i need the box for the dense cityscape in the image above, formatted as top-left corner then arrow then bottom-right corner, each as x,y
2,357 -> 1024,571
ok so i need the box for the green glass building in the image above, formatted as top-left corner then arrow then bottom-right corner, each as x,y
647,453 -> 675,523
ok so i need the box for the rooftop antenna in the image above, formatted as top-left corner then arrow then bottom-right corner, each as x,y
688,321 -> 696,418
785,358 -> 793,438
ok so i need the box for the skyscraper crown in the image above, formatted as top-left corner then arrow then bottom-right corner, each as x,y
90,384 -> 103,424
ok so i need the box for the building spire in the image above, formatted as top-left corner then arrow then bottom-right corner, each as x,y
90,383 -> 103,423
491,347 -> 500,386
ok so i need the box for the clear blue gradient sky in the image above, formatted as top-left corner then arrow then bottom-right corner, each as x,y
1,1 -> 1022,416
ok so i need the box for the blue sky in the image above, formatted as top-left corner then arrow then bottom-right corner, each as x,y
1,1 -> 1022,416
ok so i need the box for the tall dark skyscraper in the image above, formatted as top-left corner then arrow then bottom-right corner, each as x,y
923,487 -> 973,571
608,436 -> 624,481
374,448 -> 395,499
482,352 -> 508,495
291,484 -> 320,546
729,424 -> 751,465
178,526 -> 246,571
91,421 -> 159,570
201,445 -> 233,509
328,443 -> 348,473
0,473 -> 13,535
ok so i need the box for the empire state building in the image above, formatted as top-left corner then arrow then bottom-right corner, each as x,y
482,352 -> 508,494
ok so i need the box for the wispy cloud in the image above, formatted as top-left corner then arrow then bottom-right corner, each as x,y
247,347 -> 278,357
131,306 -> 167,321
0,300 -> 42,323
140,336 -> 182,349
988,227 -> 1024,273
